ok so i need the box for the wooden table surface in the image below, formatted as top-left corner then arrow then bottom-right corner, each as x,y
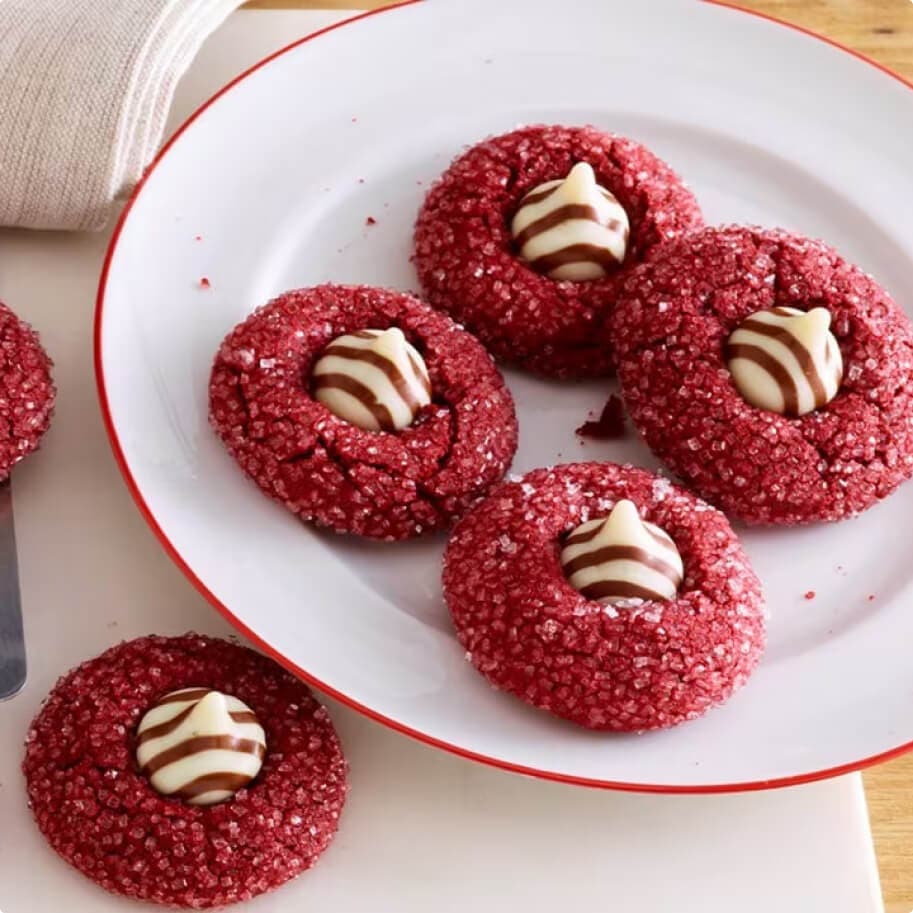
246,1 -> 913,908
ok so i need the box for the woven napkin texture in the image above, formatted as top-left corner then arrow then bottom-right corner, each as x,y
0,0 -> 242,231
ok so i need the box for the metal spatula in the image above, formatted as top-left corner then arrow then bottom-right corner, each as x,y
0,480 -> 25,700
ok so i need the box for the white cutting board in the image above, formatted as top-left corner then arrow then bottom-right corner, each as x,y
0,10 -> 884,912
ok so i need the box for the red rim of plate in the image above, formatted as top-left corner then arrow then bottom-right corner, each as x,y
94,0 -> 913,793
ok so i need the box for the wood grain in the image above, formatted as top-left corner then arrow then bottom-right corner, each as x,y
243,2 -> 913,909
867,753 -> 913,913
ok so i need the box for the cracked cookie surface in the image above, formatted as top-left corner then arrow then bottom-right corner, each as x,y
610,226 -> 913,524
209,284 -> 518,540
413,125 -> 703,379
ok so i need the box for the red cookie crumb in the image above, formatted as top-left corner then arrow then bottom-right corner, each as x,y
413,124 -> 703,379
209,284 -> 518,540
0,301 -> 54,480
611,226 -> 913,524
576,393 -> 626,440
23,634 -> 347,909
444,462 -> 766,731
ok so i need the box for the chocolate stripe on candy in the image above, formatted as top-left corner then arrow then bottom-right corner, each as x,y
725,343 -> 801,416
560,500 -> 684,606
154,687 -> 212,705
174,772 -> 258,802
562,544 -> 682,584
322,344 -> 427,411
517,184 -> 560,207
312,327 -> 432,432
530,243 -> 622,276
513,204 -> 605,249
518,182 -> 616,208
725,307 -> 843,417
578,579 -> 674,603
135,688 -> 267,806
511,162 -> 630,281
735,318 -> 828,404
407,351 -> 432,397
140,735 -> 266,777
313,372 -> 396,431
564,522 -> 608,547
136,704 -> 259,746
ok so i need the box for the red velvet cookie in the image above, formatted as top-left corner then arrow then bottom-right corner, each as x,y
23,634 -> 348,908
413,125 -> 703,379
209,284 -> 518,540
0,300 -> 54,478
443,462 -> 765,731
610,226 -> 913,524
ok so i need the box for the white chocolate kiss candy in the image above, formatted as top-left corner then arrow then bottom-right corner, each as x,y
136,688 -> 266,806
511,161 -> 630,281
312,327 -> 432,432
561,499 -> 684,605
725,306 -> 843,417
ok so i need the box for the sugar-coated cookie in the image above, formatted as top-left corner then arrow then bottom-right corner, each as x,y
23,635 -> 347,908
444,463 -> 765,731
611,227 -> 913,524
209,284 -> 518,540
414,125 -> 702,378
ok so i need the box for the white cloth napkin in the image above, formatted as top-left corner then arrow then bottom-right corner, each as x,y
0,0 -> 243,231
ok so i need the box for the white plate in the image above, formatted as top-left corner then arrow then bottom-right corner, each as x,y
96,0 -> 913,791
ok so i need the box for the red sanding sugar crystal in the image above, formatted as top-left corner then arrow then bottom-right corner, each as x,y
576,394 -> 626,439
209,284 -> 518,540
611,226 -> 913,524
0,300 -> 54,479
23,634 -> 348,908
804,591 -> 816,601
444,462 -> 766,732
199,276 -> 211,289
413,124 -> 703,379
